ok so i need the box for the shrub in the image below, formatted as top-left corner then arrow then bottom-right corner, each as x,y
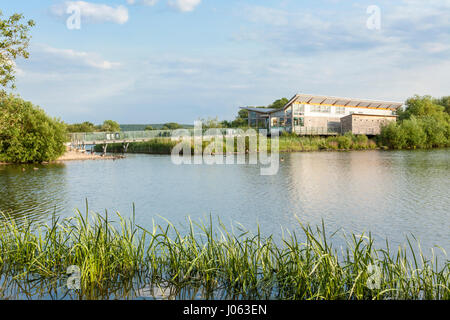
420,116 -> 449,148
0,95 -> 67,163
401,117 -> 427,149
379,122 -> 407,149
336,135 -> 352,149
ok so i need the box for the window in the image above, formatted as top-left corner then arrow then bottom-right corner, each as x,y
293,104 -> 305,114
293,117 -> 305,126
335,107 -> 345,114
320,105 -> 331,113
310,105 -> 330,113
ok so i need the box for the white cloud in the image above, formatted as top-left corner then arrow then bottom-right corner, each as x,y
168,0 -> 202,12
37,45 -> 120,70
51,1 -> 129,25
127,0 -> 202,12
141,0 -> 159,6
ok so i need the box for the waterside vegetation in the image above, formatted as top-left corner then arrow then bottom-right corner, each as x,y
94,133 -> 378,155
0,210 -> 448,300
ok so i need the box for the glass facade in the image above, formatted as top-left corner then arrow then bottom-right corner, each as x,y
310,105 -> 331,113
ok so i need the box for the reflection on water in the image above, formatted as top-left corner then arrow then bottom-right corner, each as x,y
0,163 -> 68,222
0,275 -> 240,300
0,150 -> 449,253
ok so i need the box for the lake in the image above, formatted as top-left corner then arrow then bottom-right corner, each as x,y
0,149 -> 449,254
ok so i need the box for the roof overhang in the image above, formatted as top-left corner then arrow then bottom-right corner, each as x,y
283,94 -> 404,110
240,107 -> 276,114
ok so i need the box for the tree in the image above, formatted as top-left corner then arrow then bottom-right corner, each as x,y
0,95 -> 66,163
380,95 -> 450,149
237,109 -> 248,120
145,125 -> 155,131
66,121 -> 96,133
378,122 -> 407,149
399,95 -> 445,121
198,117 -> 222,129
0,11 -> 35,91
162,122 -> 182,130
435,96 -> 450,115
100,120 -> 121,132
269,98 -> 289,109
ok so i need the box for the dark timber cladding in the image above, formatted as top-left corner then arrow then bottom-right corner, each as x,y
241,93 -> 403,135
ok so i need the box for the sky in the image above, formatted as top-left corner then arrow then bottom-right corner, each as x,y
2,0 -> 450,124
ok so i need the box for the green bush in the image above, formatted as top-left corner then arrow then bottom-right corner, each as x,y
401,117 -> 427,149
420,116 -> 449,148
380,95 -> 450,150
0,95 -> 66,163
336,135 -> 352,149
379,122 -> 406,149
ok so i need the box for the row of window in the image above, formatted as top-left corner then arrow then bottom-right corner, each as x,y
273,117 -> 304,127
310,105 -> 332,113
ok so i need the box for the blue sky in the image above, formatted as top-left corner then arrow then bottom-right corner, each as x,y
2,0 -> 450,124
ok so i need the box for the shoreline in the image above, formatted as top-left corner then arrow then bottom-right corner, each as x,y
53,150 -> 124,162
0,150 -> 125,165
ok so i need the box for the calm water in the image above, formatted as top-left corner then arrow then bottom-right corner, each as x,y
0,150 -> 449,253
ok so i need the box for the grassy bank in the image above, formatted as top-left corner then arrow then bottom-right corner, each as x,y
0,210 -> 448,300
94,133 -> 378,155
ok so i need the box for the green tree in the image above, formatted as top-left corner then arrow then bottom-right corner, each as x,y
66,121 -> 96,133
237,109 -> 248,120
379,122 -> 407,149
381,95 -> 450,149
420,116 -> 449,148
162,122 -> 182,130
199,117 -> 222,129
100,120 -> 121,132
269,98 -> 289,109
145,125 -> 155,131
0,11 -> 35,91
401,116 -> 427,148
0,95 -> 66,163
399,95 -> 445,121
434,96 -> 450,115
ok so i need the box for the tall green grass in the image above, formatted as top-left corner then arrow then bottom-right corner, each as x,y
95,134 -> 378,155
0,210 -> 448,300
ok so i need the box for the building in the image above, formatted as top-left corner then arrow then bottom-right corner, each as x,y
340,113 -> 397,135
241,94 -> 403,135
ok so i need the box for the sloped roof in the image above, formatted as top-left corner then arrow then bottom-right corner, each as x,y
240,107 -> 277,114
286,94 -> 404,110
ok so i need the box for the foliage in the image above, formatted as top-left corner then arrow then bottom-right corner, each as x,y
434,96 -> 450,115
100,120 -> 121,132
95,139 -> 177,154
161,122 -> 182,130
66,121 -> 96,133
145,125 -> 155,131
379,95 -> 450,149
198,117 -> 223,129
0,95 -> 66,163
0,11 -> 35,91
269,97 -> 289,109
0,211 -> 448,300
398,95 -> 446,121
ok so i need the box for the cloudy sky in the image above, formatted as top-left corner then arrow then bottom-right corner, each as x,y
2,0 -> 450,124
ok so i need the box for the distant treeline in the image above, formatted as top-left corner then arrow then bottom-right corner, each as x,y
65,120 -> 121,133
120,124 -> 194,131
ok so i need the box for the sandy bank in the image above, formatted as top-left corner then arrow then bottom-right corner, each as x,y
0,150 -> 124,165
54,150 -> 123,162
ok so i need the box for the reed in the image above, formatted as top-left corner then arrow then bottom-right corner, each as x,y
94,134 -> 378,156
0,210 -> 448,300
